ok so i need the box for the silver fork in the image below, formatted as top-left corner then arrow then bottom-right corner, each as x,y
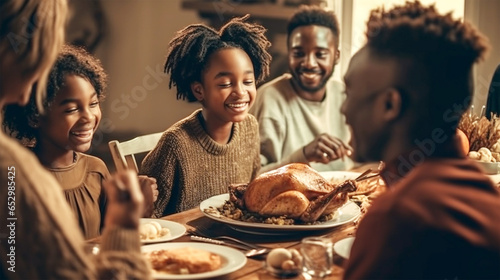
187,228 -> 262,249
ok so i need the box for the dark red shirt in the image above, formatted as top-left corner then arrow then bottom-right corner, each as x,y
344,155 -> 500,279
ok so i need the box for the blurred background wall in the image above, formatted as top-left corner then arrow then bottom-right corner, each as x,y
68,0 -> 203,168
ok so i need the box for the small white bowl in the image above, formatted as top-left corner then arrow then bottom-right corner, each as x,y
476,161 -> 500,174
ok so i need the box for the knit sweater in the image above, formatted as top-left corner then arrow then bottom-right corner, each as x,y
0,130 -> 151,279
250,73 -> 353,173
140,109 -> 260,217
47,153 -> 109,239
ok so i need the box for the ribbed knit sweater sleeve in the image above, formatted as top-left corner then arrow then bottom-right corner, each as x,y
141,110 -> 260,216
140,129 -> 180,218
0,131 -> 151,279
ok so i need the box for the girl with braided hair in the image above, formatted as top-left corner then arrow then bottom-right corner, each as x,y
141,15 -> 271,216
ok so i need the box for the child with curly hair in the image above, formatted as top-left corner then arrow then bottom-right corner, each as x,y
141,15 -> 271,216
4,44 -> 157,239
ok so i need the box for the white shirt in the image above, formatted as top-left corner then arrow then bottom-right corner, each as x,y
251,73 -> 353,173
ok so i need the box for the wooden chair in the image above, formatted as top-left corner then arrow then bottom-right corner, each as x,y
108,132 -> 163,172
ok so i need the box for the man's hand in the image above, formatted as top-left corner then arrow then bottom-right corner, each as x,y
303,133 -> 353,164
103,170 -> 144,229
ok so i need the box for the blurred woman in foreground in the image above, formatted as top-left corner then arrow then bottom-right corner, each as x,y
0,0 -> 151,278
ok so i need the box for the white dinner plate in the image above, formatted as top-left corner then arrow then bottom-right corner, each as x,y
140,218 -> 186,244
488,173 -> 500,184
319,171 -> 362,182
141,242 -> 247,279
333,236 -> 355,259
200,194 -> 361,235
476,160 -> 500,174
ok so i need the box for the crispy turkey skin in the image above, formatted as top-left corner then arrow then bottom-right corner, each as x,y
229,163 -> 357,222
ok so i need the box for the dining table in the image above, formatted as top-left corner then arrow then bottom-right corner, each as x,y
154,171 -> 500,280
158,205 -> 357,280
149,163 -> 374,280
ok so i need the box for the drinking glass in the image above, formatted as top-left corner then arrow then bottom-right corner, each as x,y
84,243 -> 100,255
301,236 -> 333,279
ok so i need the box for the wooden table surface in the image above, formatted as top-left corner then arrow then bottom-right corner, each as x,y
151,165 -> 498,279
160,207 -> 357,280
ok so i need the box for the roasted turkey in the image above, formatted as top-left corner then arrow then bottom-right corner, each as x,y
229,163 -> 357,223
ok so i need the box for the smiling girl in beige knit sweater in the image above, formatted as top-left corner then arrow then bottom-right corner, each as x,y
141,15 -> 271,217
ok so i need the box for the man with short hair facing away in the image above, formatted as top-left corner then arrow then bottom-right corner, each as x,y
341,2 -> 500,279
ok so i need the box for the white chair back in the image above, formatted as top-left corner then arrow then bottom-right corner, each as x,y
108,132 -> 163,172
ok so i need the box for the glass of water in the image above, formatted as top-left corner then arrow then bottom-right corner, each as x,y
301,236 -> 333,279
84,242 -> 100,255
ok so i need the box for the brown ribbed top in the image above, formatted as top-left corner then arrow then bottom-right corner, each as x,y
141,109 -> 260,217
47,153 -> 109,239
